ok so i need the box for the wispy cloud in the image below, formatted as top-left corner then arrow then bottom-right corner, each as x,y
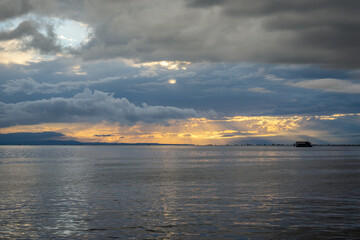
247,87 -> 274,93
291,78 -> 360,94
265,74 -> 284,81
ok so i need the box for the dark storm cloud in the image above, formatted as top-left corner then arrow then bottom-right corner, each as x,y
0,0 -> 31,21
74,0 -> 360,68
186,0 -> 223,8
1,0 -> 359,68
0,88 -> 197,128
210,0 -> 360,68
0,20 -> 61,54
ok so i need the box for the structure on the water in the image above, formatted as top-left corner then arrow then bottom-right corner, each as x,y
294,141 -> 313,147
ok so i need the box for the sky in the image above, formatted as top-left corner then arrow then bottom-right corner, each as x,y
0,0 -> 360,145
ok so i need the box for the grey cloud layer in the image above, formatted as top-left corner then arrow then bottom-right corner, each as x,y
0,0 -> 31,21
2,76 -> 123,94
0,89 -> 197,127
1,0 -> 359,68
1,59 -> 359,116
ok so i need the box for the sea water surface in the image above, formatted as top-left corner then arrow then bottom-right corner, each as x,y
0,145 -> 359,239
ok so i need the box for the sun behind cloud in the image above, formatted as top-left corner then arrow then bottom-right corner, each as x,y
168,79 -> 176,84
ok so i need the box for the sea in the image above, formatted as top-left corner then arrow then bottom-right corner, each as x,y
0,145 -> 359,239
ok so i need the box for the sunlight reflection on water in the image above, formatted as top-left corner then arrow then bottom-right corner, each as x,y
0,146 -> 359,239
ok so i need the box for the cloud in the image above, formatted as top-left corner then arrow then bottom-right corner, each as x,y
0,39 -> 38,64
41,1 -> 360,68
1,59 -> 359,116
0,88 -> 198,128
2,76 -> 123,94
265,74 -> 284,81
0,1 -> 358,68
1,113 -> 360,144
291,78 -> 360,94
0,20 -> 62,54
0,0 -> 31,21
247,87 -> 274,93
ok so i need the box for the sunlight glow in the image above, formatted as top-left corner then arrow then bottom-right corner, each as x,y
168,79 -> 177,84
160,61 -> 169,67
0,40 -> 48,65
55,19 -> 92,47
1,113 -> 358,145
130,61 -> 191,70
71,65 -> 87,75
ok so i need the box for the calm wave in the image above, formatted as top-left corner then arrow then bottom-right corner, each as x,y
0,146 -> 359,239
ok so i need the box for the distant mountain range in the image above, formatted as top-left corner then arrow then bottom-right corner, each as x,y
0,140 -> 164,146
0,132 -> 164,145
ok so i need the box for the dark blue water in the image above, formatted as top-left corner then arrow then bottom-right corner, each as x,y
0,146 -> 359,239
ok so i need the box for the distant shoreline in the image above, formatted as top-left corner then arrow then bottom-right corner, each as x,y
0,143 -> 359,147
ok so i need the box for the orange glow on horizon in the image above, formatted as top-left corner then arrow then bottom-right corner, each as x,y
0,113 -> 359,144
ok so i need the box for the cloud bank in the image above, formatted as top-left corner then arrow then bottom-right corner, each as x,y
0,89 -> 197,128
0,0 -> 359,68
2,76 -> 123,94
